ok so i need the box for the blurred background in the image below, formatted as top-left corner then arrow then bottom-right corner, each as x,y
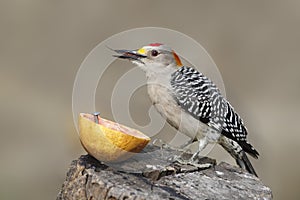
0,0 -> 299,199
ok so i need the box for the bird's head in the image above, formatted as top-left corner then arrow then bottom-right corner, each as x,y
113,43 -> 182,73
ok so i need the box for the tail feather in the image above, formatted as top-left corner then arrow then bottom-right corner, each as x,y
239,140 -> 259,159
236,151 -> 258,177
219,136 -> 258,177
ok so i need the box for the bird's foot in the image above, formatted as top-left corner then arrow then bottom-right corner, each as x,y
171,151 -> 214,169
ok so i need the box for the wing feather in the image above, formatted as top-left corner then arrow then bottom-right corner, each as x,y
170,66 -> 258,157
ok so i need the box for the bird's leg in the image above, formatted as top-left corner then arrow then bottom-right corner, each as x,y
172,137 -> 214,168
190,137 -> 208,161
153,137 -> 209,165
168,137 -> 204,163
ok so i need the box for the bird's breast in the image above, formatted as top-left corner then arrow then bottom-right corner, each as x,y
147,81 -> 208,140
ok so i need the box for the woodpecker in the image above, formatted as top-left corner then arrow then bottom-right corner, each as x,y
113,43 -> 259,176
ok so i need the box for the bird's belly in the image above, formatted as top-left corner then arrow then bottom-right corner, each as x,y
147,84 -> 210,140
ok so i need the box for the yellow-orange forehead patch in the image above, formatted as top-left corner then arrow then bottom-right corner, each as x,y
137,48 -> 146,55
172,51 -> 183,67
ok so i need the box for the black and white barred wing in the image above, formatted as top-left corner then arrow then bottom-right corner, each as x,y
170,66 -> 227,131
170,66 -> 258,158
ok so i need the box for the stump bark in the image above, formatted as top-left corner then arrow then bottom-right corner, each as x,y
57,147 -> 272,200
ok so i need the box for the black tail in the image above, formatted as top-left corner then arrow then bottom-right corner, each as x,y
219,136 -> 259,177
236,151 -> 258,177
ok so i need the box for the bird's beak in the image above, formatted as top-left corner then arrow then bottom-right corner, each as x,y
112,49 -> 147,63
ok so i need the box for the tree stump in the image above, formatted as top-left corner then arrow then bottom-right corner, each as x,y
57,146 -> 272,200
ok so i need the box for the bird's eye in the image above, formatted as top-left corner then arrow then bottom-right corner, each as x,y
151,50 -> 159,57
